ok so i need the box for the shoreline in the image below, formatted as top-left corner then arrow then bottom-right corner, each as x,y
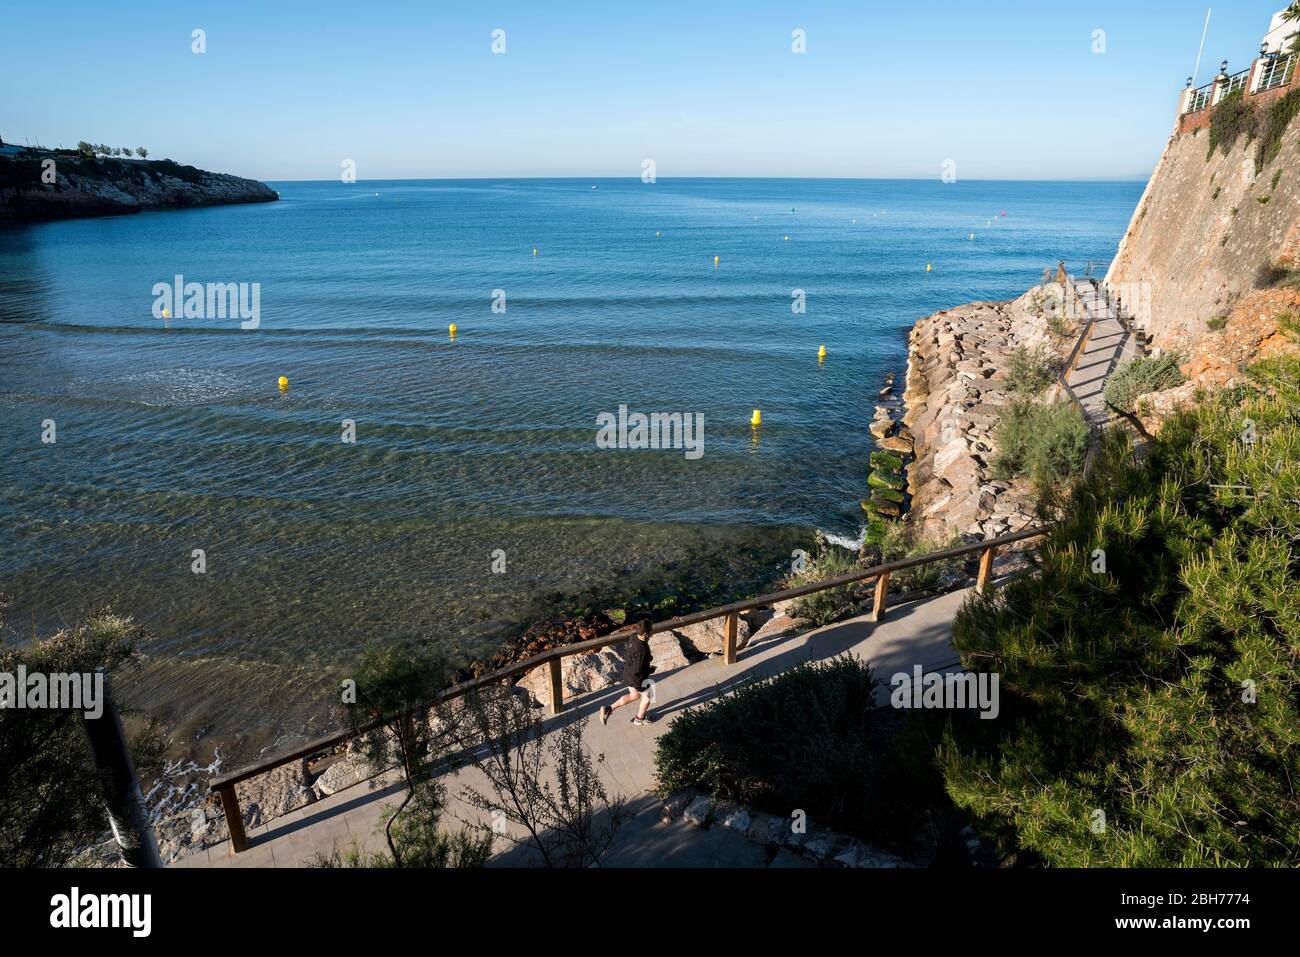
142,294 -> 1025,862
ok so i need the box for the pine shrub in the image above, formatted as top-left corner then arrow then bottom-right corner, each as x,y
653,656 -> 882,828
1103,353 -> 1186,412
993,400 -> 1090,487
940,366 -> 1300,865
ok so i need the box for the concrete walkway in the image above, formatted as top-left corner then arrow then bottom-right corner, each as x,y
176,585 -> 977,868
1067,279 -> 1141,425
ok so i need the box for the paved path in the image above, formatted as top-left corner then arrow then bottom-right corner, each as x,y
1066,278 -> 1141,425
176,584 -> 979,868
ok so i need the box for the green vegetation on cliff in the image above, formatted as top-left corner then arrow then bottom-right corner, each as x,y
1207,84 -> 1300,173
941,336 -> 1300,866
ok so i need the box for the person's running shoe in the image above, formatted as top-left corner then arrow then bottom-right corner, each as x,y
632,714 -> 654,726
599,705 -> 611,725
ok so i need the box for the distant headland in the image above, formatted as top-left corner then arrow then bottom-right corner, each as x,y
0,139 -> 277,225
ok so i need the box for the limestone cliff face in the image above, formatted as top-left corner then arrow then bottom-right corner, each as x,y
1105,97 -> 1300,426
0,151 -> 278,224
901,286 -> 1067,542
1105,110 -> 1300,350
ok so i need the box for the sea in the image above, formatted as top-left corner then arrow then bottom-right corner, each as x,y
0,176 -> 1141,763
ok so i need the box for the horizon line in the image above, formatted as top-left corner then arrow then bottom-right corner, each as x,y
262,174 -> 1150,184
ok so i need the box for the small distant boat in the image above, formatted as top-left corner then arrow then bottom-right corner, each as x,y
591,185 -> 599,190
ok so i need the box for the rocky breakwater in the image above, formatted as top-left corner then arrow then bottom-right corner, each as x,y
861,372 -> 912,544
0,149 -> 277,224
901,285 -> 1066,542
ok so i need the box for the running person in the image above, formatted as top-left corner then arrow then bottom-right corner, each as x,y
599,618 -> 655,726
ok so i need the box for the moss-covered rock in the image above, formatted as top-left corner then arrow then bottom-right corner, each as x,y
871,488 -> 906,506
865,500 -> 902,519
868,469 -> 906,491
862,519 -> 890,546
870,451 -> 903,472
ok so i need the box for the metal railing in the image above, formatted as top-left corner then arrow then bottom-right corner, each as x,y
1222,68 -> 1251,97
1255,51 -> 1297,94
207,523 -> 1052,853
1184,83 -> 1214,114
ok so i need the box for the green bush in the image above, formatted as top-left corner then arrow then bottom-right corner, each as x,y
1206,88 -> 1255,159
1046,312 -> 1075,339
940,368 -> 1300,865
1255,260 -> 1300,290
1103,353 -> 1186,412
1203,83 -> 1300,173
993,400 -> 1089,487
870,523 -> 964,593
1006,345 -> 1061,398
787,544 -> 863,626
654,657 -> 882,827
1255,85 -> 1300,172
654,657 -> 976,859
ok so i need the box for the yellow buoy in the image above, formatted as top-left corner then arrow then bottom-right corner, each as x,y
714,255 -> 720,266
750,409 -> 762,427
926,263 -> 933,273
277,375 -> 288,390
532,248 -> 538,256
784,235 -> 789,241
818,345 -> 826,361
162,307 -> 171,319
449,323 -> 458,337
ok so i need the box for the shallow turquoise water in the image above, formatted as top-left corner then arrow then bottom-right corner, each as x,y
0,177 -> 1140,751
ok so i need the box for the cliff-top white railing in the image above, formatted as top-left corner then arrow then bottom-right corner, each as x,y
1222,68 -> 1252,97
1256,51 -> 1296,93
1184,83 -> 1214,114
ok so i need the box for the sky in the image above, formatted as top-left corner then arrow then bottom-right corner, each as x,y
0,1 -> 1291,182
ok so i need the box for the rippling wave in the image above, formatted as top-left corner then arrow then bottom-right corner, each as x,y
0,176 -> 1141,760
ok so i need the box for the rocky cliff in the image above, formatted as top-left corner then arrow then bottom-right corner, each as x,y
0,150 -> 277,224
1105,89 -> 1300,410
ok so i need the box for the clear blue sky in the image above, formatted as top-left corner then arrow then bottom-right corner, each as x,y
0,1 -> 1287,181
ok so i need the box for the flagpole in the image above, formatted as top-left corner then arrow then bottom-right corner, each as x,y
1192,8 -> 1212,86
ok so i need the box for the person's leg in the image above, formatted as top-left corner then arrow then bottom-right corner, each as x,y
634,684 -> 651,720
600,686 -> 637,722
608,688 -> 640,711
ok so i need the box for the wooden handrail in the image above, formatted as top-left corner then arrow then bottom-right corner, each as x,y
208,523 -> 1051,851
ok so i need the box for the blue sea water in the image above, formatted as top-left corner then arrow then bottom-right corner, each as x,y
0,177 -> 1140,750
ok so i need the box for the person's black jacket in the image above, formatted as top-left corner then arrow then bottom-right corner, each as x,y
623,635 -> 652,689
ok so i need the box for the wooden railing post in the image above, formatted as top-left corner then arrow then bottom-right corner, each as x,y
723,613 -> 739,665
976,544 -> 998,594
871,571 -> 890,621
547,657 -> 564,715
217,784 -> 249,854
